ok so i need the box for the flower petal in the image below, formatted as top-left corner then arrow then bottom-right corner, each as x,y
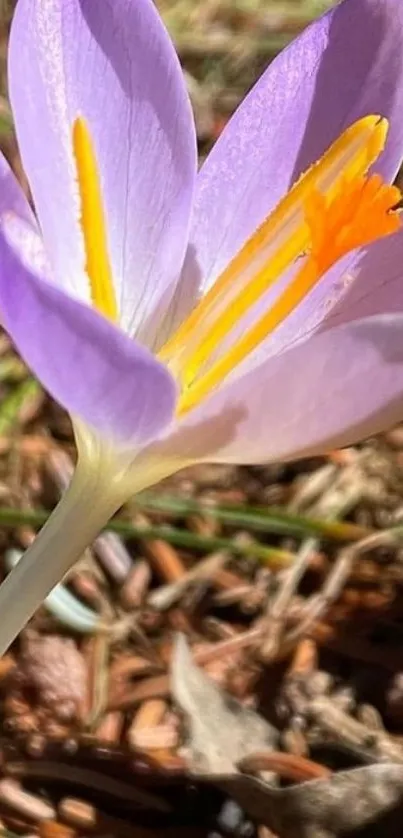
152,315 -> 403,465
0,151 -> 49,278
0,152 -> 32,221
9,0 -> 197,338
321,228 -> 403,329
0,228 -> 177,447
167,0 -> 403,334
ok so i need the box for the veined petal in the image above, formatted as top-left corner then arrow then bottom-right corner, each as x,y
149,315 -> 403,466
165,0 -> 403,336
9,0 -> 197,338
0,228 -> 178,448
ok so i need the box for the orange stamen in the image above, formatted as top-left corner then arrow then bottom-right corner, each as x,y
165,118 -> 401,417
177,175 -> 399,415
306,173 -> 401,274
159,115 -> 387,383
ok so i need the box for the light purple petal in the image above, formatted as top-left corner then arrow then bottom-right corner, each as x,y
0,152 -> 32,222
0,151 -> 49,278
152,315 -> 403,465
0,229 -> 177,448
9,0 -> 197,340
320,228 -> 403,329
166,0 -> 403,336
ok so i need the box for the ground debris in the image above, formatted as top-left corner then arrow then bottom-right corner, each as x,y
172,634 -> 278,775
171,640 -> 403,837
218,763 -> 403,838
18,635 -> 87,722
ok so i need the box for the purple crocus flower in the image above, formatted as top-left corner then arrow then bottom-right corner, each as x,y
0,0 -> 403,651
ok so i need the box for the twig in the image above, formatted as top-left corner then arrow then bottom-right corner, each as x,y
260,538 -> 317,660
238,751 -> 331,782
309,695 -> 403,762
148,550 -> 228,610
0,779 -> 55,823
58,798 -> 96,831
287,531 -> 399,644
84,633 -> 110,729
260,462 -> 368,661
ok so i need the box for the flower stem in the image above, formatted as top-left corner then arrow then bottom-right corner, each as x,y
0,465 -> 120,656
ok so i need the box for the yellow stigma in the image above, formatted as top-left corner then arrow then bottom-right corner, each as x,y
158,116 -> 400,416
72,117 -> 118,321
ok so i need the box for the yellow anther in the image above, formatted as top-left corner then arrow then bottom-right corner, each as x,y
72,117 -> 118,321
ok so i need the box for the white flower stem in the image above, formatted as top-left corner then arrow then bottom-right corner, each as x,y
0,462 -> 121,656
